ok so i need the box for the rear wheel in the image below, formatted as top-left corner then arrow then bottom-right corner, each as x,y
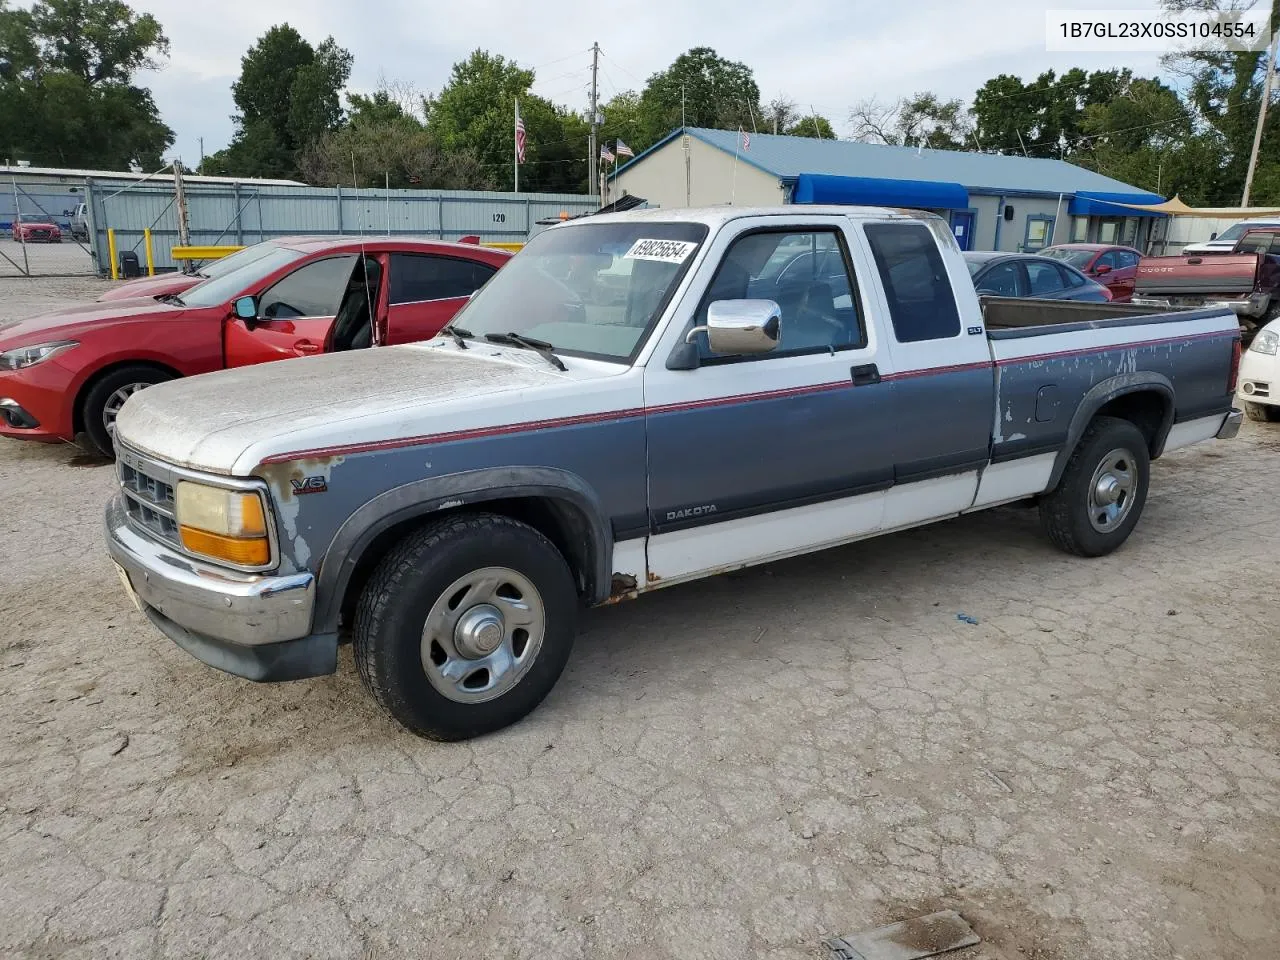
80,365 -> 173,457
353,513 -> 578,740
1245,401 -> 1280,423
1040,416 -> 1150,557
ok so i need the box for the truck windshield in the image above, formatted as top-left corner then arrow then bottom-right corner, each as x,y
179,247 -> 305,307
450,221 -> 708,362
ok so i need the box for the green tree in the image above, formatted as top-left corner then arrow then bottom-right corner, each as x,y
425,50 -> 588,191
1160,0 -> 1280,203
300,84 -> 491,189
0,0 -> 173,168
211,25 -> 352,179
637,47 -> 761,144
784,114 -> 836,139
850,92 -> 970,149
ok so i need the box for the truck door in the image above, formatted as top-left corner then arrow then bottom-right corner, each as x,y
642,220 -> 897,583
223,254 -> 357,367
382,253 -> 498,346
856,219 -> 995,528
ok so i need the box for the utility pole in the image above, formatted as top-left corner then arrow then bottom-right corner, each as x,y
172,159 -> 190,251
683,84 -> 691,207
588,41 -> 600,200
198,136 -> 204,172
1243,26 -> 1278,207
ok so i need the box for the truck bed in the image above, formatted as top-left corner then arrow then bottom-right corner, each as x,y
979,296 -> 1185,330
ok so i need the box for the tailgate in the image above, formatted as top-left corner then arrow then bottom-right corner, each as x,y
1135,253 -> 1259,297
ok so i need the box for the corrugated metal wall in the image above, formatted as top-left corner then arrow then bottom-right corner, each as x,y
82,180 -> 597,273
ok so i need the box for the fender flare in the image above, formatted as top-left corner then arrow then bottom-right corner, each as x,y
1046,373 -> 1174,491
310,466 -> 613,636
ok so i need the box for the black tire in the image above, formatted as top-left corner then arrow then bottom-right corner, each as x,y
79,365 -> 173,457
1039,416 -> 1150,558
1244,401 -> 1280,423
353,512 -> 578,741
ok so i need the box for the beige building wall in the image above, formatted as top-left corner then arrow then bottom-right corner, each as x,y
611,136 -> 784,209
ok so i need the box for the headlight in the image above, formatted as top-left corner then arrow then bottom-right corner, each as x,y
175,481 -> 270,566
0,340 -> 77,370
1251,330 -> 1279,356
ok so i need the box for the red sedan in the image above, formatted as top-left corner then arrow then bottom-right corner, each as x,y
1041,244 -> 1143,302
11,217 -> 62,243
0,237 -> 510,455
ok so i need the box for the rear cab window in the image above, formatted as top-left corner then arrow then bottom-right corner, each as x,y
389,254 -> 496,304
863,222 -> 961,342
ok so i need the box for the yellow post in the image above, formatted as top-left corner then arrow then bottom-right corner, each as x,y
143,228 -> 155,276
107,229 -> 119,280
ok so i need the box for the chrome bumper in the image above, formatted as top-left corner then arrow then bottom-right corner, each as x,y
105,495 -> 314,647
1217,408 -> 1244,440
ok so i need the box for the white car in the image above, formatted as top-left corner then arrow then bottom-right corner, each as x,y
1239,317 -> 1280,422
1184,218 -> 1280,255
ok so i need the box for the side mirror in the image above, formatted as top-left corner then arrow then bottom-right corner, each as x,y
1093,263 -> 1112,275
232,295 -> 258,322
686,299 -> 781,355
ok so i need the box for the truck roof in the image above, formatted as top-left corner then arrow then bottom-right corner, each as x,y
579,205 -> 928,228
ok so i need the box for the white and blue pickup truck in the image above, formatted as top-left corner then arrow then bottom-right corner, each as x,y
105,206 -> 1244,740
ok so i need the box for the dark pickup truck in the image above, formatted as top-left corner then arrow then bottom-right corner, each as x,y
1133,227 -> 1280,342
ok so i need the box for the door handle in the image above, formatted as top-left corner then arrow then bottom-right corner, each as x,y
294,340 -> 321,355
851,363 -> 881,386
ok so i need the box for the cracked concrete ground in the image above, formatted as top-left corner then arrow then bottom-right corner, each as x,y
1,276 -> 1278,959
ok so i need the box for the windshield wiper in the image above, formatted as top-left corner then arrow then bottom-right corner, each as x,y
483,332 -> 567,371
440,322 -> 471,349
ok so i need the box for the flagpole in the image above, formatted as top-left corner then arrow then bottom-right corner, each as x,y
513,98 -> 519,193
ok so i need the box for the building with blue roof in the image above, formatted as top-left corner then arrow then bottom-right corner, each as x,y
609,127 -> 1167,253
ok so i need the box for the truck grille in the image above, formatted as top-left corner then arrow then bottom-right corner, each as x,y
117,447 -> 181,549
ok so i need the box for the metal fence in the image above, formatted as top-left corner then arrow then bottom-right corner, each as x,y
84,181 -> 598,275
1,176 -> 96,277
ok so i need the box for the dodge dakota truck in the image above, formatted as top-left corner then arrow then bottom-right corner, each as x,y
105,206 -> 1244,741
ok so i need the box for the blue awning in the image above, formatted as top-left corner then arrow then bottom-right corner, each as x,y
1069,191 -> 1167,217
791,173 -> 969,210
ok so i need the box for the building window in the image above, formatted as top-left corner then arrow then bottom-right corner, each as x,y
1071,217 -> 1089,242
1023,215 -> 1055,251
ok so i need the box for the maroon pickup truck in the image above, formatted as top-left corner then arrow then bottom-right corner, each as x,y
1133,228 -> 1280,341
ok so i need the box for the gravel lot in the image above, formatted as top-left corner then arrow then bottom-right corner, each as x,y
0,239 -> 96,278
2,275 -> 1278,960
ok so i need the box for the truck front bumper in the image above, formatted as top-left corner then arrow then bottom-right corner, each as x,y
1217,408 -> 1244,440
104,496 -> 337,682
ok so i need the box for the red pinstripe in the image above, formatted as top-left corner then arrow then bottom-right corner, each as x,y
259,327 -> 1234,464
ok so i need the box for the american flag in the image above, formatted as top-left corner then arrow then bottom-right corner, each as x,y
600,143 -> 615,162
741,129 -> 751,152
515,106 -> 526,164
615,138 -> 634,158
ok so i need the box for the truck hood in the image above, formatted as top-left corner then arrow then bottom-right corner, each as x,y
0,297 -> 183,346
114,344 -> 578,474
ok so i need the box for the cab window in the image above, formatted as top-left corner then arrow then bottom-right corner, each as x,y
864,222 -> 960,342
692,229 -> 863,362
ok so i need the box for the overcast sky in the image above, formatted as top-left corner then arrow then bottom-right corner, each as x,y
123,0 -> 1171,166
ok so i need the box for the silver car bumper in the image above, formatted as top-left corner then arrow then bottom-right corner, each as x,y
105,496 -> 335,681
1217,408 -> 1244,440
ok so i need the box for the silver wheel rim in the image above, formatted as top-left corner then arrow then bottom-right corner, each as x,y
103,382 -> 150,437
1087,447 -> 1137,533
420,566 -> 545,704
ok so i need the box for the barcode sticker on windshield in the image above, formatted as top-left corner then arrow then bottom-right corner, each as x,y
623,238 -> 697,263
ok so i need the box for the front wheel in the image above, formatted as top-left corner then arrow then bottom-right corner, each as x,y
79,365 -> 173,457
1245,401 -> 1280,423
353,513 -> 578,740
1039,416 -> 1151,557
